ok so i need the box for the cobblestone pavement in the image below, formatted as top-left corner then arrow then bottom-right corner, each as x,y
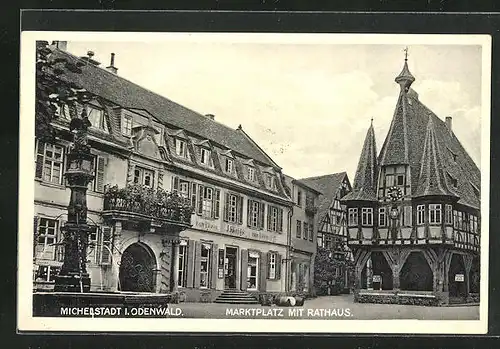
173,294 -> 479,320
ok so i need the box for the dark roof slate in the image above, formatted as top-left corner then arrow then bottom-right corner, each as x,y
298,172 -> 350,221
48,48 -> 277,168
342,123 -> 378,201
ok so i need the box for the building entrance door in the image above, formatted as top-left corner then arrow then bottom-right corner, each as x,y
247,252 -> 259,291
224,247 -> 238,289
118,242 -> 157,293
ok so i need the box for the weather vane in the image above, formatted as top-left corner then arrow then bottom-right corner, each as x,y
403,46 -> 409,61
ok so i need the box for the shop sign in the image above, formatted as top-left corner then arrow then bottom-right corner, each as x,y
455,274 -> 464,282
224,223 -> 277,243
195,220 -> 219,232
373,275 -> 381,283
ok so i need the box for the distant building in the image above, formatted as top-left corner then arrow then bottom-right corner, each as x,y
283,176 -> 321,295
299,172 -> 352,294
34,42 -> 295,302
341,55 -> 480,305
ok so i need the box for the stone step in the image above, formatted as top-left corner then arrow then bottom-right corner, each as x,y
214,298 -> 260,304
217,295 -> 257,300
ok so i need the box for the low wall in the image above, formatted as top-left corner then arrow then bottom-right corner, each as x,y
355,290 -> 439,306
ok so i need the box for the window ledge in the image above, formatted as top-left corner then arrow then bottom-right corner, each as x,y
36,180 -> 66,190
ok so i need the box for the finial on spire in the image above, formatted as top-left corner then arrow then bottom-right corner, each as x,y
371,117 -> 374,125
403,46 -> 409,61
395,46 -> 415,92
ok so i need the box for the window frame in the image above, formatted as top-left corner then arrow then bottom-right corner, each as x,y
133,166 -> 155,188
429,204 -> 442,225
445,204 -> 453,225
268,252 -> 277,280
348,208 -> 358,227
202,187 -> 214,219
296,220 -> 302,238
121,114 -> 133,136
178,243 -> 188,288
175,138 -> 188,158
86,104 -> 108,132
200,147 -> 211,166
224,158 -> 233,174
246,166 -> 255,182
417,204 -> 425,225
361,207 -> 373,226
36,141 -> 65,185
378,207 -> 386,227
199,243 -> 211,289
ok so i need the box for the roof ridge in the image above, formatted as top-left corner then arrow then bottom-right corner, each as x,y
236,127 -> 281,170
298,171 -> 347,181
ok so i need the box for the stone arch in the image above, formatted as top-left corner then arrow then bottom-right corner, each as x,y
371,251 -> 393,290
400,251 -> 433,291
118,242 -> 157,292
448,253 -> 467,298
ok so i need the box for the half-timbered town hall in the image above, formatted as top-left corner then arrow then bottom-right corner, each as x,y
342,55 -> 481,305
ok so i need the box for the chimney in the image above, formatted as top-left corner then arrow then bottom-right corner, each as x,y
54,41 -> 67,51
445,116 -> 452,134
80,50 -> 101,66
205,114 -> 215,120
106,53 -> 118,74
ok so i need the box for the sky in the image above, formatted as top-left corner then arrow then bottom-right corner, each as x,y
64,39 -> 483,181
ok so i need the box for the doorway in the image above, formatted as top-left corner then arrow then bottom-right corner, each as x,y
119,242 -> 157,293
247,252 -> 259,291
224,246 -> 238,289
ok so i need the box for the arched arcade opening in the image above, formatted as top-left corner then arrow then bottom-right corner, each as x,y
118,242 -> 157,293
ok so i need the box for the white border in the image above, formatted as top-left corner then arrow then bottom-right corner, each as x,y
18,31 -> 491,334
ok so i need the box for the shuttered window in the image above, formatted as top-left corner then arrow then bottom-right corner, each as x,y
96,227 -> 113,265
173,178 -> 219,219
88,155 -> 106,193
224,193 -> 243,224
267,205 -> 283,232
247,199 -> 264,229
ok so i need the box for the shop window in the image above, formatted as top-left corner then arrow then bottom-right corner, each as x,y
200,243 -> 211,288
34,265 -> 60,283
178,241 -> 188,288
247,253 -> 259,290
35,141 -> 64,185
268,252 -> 276,280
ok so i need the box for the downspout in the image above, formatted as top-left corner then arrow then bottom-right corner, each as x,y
286,205 -> 293,293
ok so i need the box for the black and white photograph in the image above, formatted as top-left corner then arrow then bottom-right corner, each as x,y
18,32 -> 490,334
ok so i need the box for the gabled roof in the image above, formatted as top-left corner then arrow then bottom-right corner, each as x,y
48,47 -> 278,168
342,122 -> 378,201
298,172 -> 350,221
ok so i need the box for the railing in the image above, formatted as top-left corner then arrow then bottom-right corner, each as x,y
103,184 -> 193,226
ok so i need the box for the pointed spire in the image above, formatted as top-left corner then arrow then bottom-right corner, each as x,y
414,115 -> 457,198
395,47 -> 415,93
342,122 -> 378,201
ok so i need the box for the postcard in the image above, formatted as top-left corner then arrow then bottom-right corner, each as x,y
18,31 -> 490,334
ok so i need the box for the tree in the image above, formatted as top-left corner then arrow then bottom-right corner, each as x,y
314,242 -> 354,296
36,40 -> 89,141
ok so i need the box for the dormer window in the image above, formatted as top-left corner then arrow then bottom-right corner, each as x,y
175,138 -> 188,159
264,173 -> 277,190
224,158 -> 233,174
246,166 -> 255,182
200,147 -> 211,166
121,114 -> 132,136
86,104 -> 108,132
447,172 -> 458,188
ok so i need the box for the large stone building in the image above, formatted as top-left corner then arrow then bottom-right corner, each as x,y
33,42 -> 295,302
342,56 -> 481,305
283,175 -> 321,295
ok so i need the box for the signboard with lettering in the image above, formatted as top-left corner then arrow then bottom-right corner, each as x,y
455,274 -> 464,282
373,275 -> 381,283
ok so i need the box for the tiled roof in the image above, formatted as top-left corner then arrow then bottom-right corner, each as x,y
414,116 -> 457,198
298,172 -> 350,221
48,48 -> 278,168
342,123 -> 378,201
343,60 -> 480,210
